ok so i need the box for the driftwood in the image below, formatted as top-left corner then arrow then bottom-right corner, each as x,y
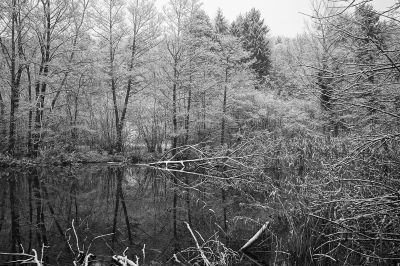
0,245 -> 45,266
68,220 -> 138,266
146,143 -> 258,173
239,222 -> 270,252
0,218 -> 140,266
239,222 -> 270,266
112,254 -> 139,266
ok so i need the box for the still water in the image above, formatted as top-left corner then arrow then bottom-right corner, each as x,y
0,164 -> 263,265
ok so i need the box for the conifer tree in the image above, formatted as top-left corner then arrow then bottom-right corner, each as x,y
232,8 -> 271,83
214,8 -> 228,34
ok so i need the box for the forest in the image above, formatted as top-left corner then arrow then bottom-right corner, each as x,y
1,0 -> 400,265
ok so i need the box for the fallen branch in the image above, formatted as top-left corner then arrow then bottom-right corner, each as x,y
0,244 -> 45,266
239,222 -> 270,252
112,248 -> 139,266
185,222 -> 211,266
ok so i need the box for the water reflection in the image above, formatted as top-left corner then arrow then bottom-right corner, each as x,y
0,164 -> 238,265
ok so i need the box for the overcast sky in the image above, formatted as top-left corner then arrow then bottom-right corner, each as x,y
157,0 -> 397,37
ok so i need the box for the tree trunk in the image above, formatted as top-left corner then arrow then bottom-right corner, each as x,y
184,79 -> 192,145
202,91 -> 206,134
220,67 -> 228,146
9,174 -> 21,253
0,92 -> 5,143
33,0 -> 51,156
108,3 -> 122,154
28,176 -> 33,251
220,67 -> 229,236
117,30 -> 138,153
117,168 -> 133,245
71,93 -> 79,141
112,171 -> 120,247
27,66 -> 33,155
173,186 -> 178,253
0,180 -> 5,234
171,172 -> 179,252
33,80 -> 44,156
8,0 -> 18,154
42,182 -> 67,241
221,188 -> 227,233
185,176 -> 192,227
32,170 -> 48,248
172,61 -> 178,156
116,123 -> 123,153
109,41 -> 121,153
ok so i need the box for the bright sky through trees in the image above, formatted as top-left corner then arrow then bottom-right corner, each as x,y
157,0 -> 397,37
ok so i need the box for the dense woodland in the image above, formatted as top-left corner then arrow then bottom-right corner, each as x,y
2,0 -> 400,265
0,0 -> 271,157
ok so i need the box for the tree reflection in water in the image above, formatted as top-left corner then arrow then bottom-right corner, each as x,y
0,164 -> 238,265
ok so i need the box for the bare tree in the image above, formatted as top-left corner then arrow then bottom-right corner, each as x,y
0,1 -> 27,154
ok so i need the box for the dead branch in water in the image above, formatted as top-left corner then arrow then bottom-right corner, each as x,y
239,222 -> 270,252
0,244 -> 45,266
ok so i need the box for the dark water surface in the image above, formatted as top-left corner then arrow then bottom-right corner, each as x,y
0,164 -> 261,265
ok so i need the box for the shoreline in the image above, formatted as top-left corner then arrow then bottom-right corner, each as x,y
0,151 -> 158,168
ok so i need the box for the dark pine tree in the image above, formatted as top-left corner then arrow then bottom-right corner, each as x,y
232,8 -> 271,83
214,8 -> 229,34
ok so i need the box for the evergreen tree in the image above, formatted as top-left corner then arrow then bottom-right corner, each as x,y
354,3 -> 383,84
353,4 -> 386,125
214,8 -> 228,34
232,8 -> 271,83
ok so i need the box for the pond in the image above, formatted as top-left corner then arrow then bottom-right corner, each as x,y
0,164 -> 266,265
